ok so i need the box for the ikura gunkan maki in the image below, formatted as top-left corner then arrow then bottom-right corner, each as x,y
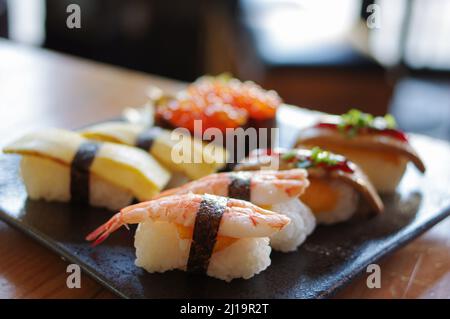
86,194 -> 291,281
3,129 -> 171,211
154,74 -> 281,133
150,74 -> 281,161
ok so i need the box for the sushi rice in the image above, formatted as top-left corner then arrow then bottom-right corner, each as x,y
21,155 -> 134,211
135,219 -> 272,282
269,198 -> 316,252
312,181 -> 359,225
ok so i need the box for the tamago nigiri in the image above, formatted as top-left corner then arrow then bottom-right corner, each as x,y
80,121 -> 228,180
3,129 -> 170,210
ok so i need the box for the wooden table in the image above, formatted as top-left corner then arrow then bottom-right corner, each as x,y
0,40 -> 449,299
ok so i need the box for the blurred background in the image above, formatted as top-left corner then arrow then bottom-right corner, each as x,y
0,0 -> 449,140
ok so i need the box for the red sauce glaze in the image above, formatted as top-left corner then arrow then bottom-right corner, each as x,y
300,152 -> 354,173
315,122 -> 409,142
317,160 -> 354,173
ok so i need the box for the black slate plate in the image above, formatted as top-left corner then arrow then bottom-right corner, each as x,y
1,106 -> 450,298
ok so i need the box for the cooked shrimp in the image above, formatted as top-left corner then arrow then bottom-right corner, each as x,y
153,169 -> 309,205
86,193 -> 290,246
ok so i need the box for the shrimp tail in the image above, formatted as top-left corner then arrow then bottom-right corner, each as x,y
85,213 -> 124,246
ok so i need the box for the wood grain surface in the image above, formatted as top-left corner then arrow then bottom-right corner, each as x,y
0,39 -> 449,299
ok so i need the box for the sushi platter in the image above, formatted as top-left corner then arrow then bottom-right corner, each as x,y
1,76 -> 450,298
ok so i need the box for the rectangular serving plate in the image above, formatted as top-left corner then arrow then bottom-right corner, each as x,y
1,106 -> 449,298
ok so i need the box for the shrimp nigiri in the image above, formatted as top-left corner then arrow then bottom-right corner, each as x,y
154,169 -> 315,252
87,193 -> 290,281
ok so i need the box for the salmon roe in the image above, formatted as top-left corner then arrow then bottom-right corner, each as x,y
156,75 -> 281,133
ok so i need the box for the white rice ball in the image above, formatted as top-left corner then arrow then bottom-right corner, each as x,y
352,156 -> 407,193
269,198 -> 316,252
134,219 -> 272,282
135,220 -> 190,273
21,155 -> 71,202
89,175 -> 134,211
20,155 -> 133,211
313,181 -> 358,225
208,237 -> 271,281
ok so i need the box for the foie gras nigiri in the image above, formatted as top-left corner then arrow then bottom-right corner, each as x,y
86,193 -> 290,281
295,109 -> 425,193
153,169 -> 315,252
80,121 -> 228,180
3,129 -> 171,210
235,147 -> 384,225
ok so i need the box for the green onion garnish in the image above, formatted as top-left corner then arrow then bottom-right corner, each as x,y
310,147 -> 339,166
338,109 -> 397,137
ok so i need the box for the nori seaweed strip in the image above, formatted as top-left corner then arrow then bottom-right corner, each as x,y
228,172 -> 252,202
135,127 -> 163,152
70,142 -> 101,205
187,194 -> 228,274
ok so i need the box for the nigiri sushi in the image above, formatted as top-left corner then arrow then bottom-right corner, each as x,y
80,121 -> 228,180
86,193 -> 290,281
235,147 -> 384,225
153,169 -> 315,252
295,109 -> 425,193
3,129 -> 171,210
